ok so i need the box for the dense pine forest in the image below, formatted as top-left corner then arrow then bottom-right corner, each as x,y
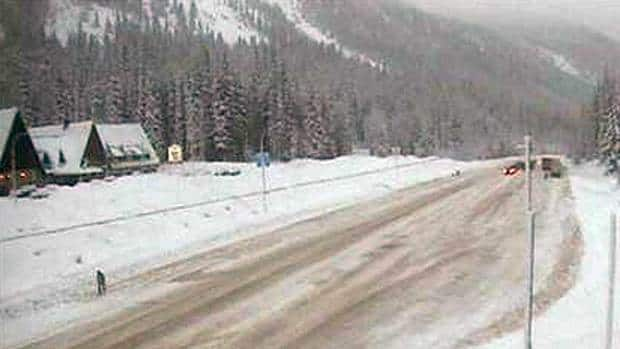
0,0 -> 617,166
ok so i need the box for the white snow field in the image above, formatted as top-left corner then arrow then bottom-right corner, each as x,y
536,47 -> 595,85
46,0 -> 382,69
261,0 -> 382,68
0,155 -> 499,348
477,162 -> 619,349
46,0 -> 260,46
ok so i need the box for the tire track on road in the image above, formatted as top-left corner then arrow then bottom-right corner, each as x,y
19,171 -> 477,349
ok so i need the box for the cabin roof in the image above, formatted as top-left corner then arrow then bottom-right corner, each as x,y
30,121 -> 103,175
0,108 -> 19,161
96,123 -> 159,166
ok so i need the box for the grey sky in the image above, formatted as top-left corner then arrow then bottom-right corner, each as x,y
397,0 -> 620,41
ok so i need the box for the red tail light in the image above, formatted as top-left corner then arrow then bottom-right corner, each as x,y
0,174 -> 5,181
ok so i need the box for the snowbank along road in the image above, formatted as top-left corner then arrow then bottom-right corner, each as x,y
16,166 -> 581,349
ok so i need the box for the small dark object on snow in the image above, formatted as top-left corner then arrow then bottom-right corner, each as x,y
214,168 -> 242,177
451,169 -> 461,177
96,269 -> 106,296
15,185 -> 36,198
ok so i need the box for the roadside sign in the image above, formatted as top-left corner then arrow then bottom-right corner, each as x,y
168,144 -> 183,163
256,152 -> 270,168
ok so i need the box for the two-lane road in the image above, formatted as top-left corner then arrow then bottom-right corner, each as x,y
19,167 -> 580,349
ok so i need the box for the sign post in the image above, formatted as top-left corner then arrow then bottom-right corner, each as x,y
525,211 -> 536,349
607,212 -> 617,349
525,136 -> 532,211
524,135 -> 535,349
258,132 -> 270,213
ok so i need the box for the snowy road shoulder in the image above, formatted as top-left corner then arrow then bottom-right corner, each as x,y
475,162 -> 619,349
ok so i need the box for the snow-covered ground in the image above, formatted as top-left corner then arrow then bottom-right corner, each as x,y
261,0 -> 382,68
0,155 -> 500,348
261,0 -> 347,52
45,0 -> 381,69
537,47 -> 595,85
477,162 -> 619,348
46,0 -> 260,46
46,0 -> 116,45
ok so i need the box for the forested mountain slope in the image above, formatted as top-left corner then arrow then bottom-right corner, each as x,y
0,0 -> 608,161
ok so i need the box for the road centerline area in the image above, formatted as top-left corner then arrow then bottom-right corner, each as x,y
16,168 -> 580,349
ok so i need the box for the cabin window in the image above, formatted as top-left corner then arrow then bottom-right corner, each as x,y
58,150 -> 66,166
42,153 -> 53,170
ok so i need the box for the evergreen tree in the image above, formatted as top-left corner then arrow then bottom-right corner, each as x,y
171,76 -> 186,150
210,61 -> 237,160
268,63 -> 294,160
184,73 -> 204,160
138,74 -> 164,157
600,102 -> 620,180
231,75 -> 249,160
105,73 -> 123,123
447,112 -> 464,153
303,90 -> 332,159
53,73 -> 70,125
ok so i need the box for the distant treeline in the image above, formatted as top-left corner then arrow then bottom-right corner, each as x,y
0,0 -> 607,162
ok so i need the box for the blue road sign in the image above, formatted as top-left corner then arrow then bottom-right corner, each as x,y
256,152 -> 270,168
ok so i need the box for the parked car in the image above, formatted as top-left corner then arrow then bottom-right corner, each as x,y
503,164 -> 520,176
503,160 -> 536,176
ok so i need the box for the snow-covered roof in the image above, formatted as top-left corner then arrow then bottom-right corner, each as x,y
0,107 -> 18,162
30,121 -> 103,175
96,123 -> 159,167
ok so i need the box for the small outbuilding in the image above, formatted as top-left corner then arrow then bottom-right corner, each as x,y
96,123 -> 160,175
30,121 -> 106,185
0,108 -> 43,195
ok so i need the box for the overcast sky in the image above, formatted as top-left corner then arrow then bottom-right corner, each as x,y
397,0 -> 620,41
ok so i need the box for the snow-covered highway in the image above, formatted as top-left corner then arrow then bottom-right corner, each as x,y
10,165 -> 579,349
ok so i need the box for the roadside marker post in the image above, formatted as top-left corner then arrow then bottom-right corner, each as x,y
525,136 -> 532,211
258,131 -> 270,213
524,135 -> 535,349
606,212 -> 617,349
525,210 -> 536,349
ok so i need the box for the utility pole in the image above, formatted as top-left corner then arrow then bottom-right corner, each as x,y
525,211 -> 536,349
525,135 -> 532,211
524,135 -> 535,349
607,212 -> 617,349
